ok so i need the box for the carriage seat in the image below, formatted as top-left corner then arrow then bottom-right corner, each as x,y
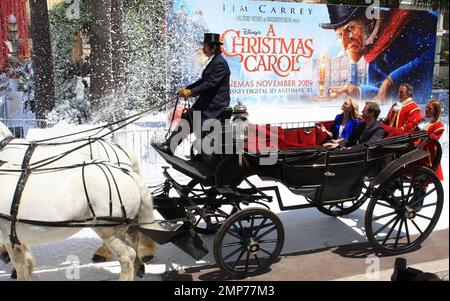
246,123 -> 332,153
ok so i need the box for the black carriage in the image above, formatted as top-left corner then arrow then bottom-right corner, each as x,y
143,117 -> 444,278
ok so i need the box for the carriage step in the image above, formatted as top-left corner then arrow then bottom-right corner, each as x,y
136,223 -> 209,261
136,222 -> 183,244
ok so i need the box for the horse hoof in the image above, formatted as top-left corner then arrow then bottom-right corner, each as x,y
0,251 -> 10,264
141,255 -> 154,264
11,269 -> 17,279
92,254 -> 107,263
136,264 -> 145,278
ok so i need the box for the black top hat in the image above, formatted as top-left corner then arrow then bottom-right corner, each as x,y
202,33 -> 223,45
320,5 -> 365,30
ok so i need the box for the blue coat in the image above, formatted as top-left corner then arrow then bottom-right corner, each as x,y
359,10 -> 437,104
333,113 -> 360,139
187,54 -> 231,120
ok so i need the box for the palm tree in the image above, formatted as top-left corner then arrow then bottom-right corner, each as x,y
29,0 -> 55,122
111,0 -> 125,94
89,0 -> 114,116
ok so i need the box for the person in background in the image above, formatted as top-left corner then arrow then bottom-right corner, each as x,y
418,99 -> 445,181
324,101 -> 385,149
319,97 -> 360,145
383,83 -> 422,132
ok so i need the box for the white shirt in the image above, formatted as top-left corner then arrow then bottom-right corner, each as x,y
202,55 -> 215,71
338,124 -> 345,138
418,117 -> 434,131
392,97 -> 412,112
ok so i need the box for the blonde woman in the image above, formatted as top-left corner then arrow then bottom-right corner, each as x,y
320,97 -> 360,144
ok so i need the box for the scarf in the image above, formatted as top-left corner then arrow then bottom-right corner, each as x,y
364,9 -> 414,63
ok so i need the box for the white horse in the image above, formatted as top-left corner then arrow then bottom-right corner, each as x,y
0,160 -> 161,281
0,122 -> 155,273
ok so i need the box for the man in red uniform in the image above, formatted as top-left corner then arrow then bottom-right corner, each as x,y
383,83 -> 422,132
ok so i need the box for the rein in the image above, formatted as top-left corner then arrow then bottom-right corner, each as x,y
0,136 -> 14,151
0,97 -> 177,171
33,98 -> 176,144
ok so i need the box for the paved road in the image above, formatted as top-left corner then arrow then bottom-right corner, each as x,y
162,229 -> 449,281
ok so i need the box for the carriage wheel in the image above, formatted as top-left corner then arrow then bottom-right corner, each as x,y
317,181 -> 370,217
365,166 -> 443,256
213,208 -> 284,278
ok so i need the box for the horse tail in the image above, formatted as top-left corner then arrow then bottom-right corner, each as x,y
126,151 -> 141,175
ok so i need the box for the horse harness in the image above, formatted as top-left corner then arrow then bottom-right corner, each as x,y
0,136 -> 14,151
2,142 -> 132,247
9,143 -> 37,246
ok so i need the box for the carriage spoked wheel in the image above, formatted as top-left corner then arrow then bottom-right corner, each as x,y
317,180 -> 370,217
213,208 -> 285,278
365,166 -> 443,255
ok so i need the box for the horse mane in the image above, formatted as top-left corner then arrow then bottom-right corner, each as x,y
0,121 -> 13,139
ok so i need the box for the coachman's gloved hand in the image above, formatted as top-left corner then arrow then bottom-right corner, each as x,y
177,87 -> 192,100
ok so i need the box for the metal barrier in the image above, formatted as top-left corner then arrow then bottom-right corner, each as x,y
0,118 -> 55,138
111,127 -> 169,182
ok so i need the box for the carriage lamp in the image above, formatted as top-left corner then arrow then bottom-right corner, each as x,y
232,102 -> 249,165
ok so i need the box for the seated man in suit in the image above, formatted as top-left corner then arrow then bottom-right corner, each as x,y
157,33 -> 231,155
323,101 -> 385,149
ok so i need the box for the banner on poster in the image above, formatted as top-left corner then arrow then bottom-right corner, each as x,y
169,0 -> 438,106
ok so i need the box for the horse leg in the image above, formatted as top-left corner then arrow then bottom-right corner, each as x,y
124,228 -> 145,278
137,232 -> 156,264
22,245 -> 35,277
92,243 -> 113,263
130,172 -> 162,264
4,244 -> 33,281
94,228 -> 136,281
0,244 -> 10,264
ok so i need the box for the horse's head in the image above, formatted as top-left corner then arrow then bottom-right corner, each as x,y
0,121 -> 13,141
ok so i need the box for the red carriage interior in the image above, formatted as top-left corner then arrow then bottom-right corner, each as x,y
246,120 -> 334,153
245,119 -> 425,153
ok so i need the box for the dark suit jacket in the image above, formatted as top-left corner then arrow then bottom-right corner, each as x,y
340,120 -> 385,148
187,54 -> 231,121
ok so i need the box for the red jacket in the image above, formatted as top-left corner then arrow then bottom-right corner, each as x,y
425,120 -> 445,181
384,98 -> 422,132
426,120 -> 445,141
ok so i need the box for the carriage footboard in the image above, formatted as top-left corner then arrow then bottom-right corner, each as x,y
136,223 -> 209,260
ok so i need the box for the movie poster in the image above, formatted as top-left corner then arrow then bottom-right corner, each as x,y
169,0 -> 438,110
